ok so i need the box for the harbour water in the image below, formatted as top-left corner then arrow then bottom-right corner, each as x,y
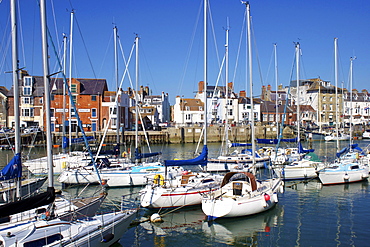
2,139 -> 370,246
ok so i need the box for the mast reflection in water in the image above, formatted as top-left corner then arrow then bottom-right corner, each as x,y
3,140 -> 370,246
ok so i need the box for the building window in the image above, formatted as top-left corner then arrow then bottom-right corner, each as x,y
263,114 -> 268,122
71,84 -> 77,93
71,108 -> 76,116
22,97 -> 33,104
21,108 -> 34,117
91,95 -> 97,101
24,77 -> 33,86
23,87 -> 32,96
72,95 -> 77,103
92,108 -> 97,118
228,109 -> 233,116
92,121 -> 97,131
50,108 -> 55,117
51,94 -> 55,101
227,99 -> 233,106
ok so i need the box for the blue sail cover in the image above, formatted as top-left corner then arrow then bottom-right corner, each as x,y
230,143 -> 252,147
62,136 -> 94,149
164,145 -> 208,167
298,142 -> 315,154
134,148 -> 162,160
0,153 -> 22,180
257,137 -> 298,144
336,143 -> 363,158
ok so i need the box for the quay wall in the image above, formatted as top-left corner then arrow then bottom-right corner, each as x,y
1,124 -> 364,148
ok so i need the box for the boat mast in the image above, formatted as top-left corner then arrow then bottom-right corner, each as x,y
296,42 -> 300,144
62,34 -> 67,154
68,11 -> 74,152
244,1 -> 255,165
274,43 -> 278,139
334,38 -> 339,152
114,26 -> 120,144
11,0 -> 21,198
203,0 -> 208,146
349,56 -> 356,147
135,35 -> 139,164
40,0 -> 54,187
224,18 -> 229,156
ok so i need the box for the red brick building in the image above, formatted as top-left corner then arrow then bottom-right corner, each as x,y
7,72 -> 131,133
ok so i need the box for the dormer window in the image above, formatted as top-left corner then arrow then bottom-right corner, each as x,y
23,77 -> 33,87
23,77 -> 33,96
23,87 -> 32,96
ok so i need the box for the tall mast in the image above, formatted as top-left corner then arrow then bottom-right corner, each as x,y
244,1 -> 255,164
40,0 -> 54,187
135,35 -> 139,164
334,38 -> 339,152
114,26 -> 120,144
11,0 -> 21,198
274,43 -> 278,139
349,56 -> 356,147
203,0 -> 208,145
224,18 -> 229,156
296,43 -> 300,144
68,11 -> 74,152
62,34 -> 67,154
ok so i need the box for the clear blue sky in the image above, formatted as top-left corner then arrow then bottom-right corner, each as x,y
1,0 -> 369,104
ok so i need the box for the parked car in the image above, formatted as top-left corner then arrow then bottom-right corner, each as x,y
23,126 -> 40,134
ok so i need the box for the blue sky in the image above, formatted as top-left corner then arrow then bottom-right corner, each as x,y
1,0 -> 370,104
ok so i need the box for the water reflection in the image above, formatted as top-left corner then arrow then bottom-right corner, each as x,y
202,206 -> 284,246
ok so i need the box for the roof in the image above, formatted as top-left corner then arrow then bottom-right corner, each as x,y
0,86 -> 9,97
181,98 -> 204,111
8,76 -> 108,97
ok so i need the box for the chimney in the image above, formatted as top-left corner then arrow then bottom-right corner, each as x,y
362,89 -> 368,94
239,90 -> 246,97
261,85 -> 266,100
278,84 -> 283,90
228,82 -> 233,92
198,81 -> 204,93
267,84 -> 271,92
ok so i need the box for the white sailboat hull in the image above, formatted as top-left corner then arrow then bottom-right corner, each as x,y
202,175 -> 282,219
58,163 -> 166,187
202,192 -> 278,219
140,173 -> 223,208
0,177 -> 47,203
0,209 -> 137,247
276,160 -> 326,180
318,166 -> 369,185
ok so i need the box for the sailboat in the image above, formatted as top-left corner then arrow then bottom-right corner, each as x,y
318,44 -> 369,185
0,0 -> 47,205
140,0 -> 223,209
275,43 -> 326,181
205,18 -> 269,172
57,35 -> 166,187
324,47 -> 350,142
0,1 -> 137,245
201,2 -> 283,220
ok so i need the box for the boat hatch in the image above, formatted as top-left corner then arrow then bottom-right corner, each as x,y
350,165 -> 360,170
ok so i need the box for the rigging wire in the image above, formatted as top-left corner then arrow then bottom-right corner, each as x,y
177,0 -> 202,96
